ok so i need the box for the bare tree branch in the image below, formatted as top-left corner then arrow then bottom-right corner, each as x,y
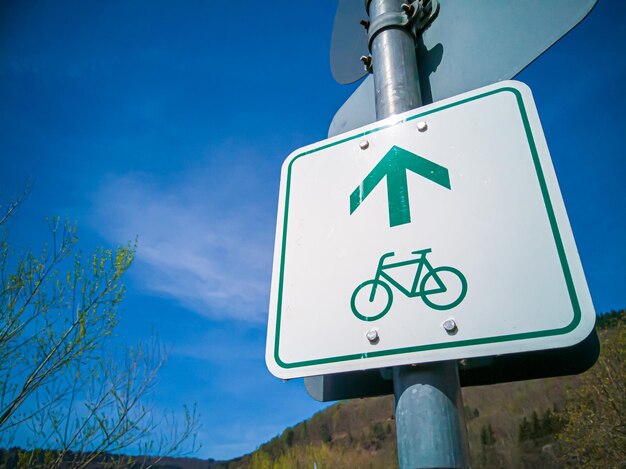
0,198 -> 201,467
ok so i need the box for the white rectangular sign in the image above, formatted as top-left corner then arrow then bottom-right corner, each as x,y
266,81 -> 595,379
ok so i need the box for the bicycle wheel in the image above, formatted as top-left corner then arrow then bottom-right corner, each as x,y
350,279 -> 393,321
420,266 -> 467,311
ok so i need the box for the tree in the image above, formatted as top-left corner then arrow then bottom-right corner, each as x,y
479,422 -> 499,468
530,411 -> 541,440
480,423 -> 495,446
518,417 -> 531,442
284,429 -> 295,448
0,195 -> 199,468
556,313 -> 626,467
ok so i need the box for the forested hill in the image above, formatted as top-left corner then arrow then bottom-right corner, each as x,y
219,309 -> 625,469
1,309 -> 622,468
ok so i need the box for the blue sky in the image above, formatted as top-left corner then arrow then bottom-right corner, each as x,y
1,0 -> 624,461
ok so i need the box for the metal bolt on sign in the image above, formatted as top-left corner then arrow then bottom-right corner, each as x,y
366,329 -> 379,342
443,319 -> 458,334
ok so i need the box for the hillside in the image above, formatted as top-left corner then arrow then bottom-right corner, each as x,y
1,311 -> 621,468
219,309 -> 625,468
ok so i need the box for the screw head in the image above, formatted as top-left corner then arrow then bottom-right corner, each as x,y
416,121 -> 428,132
366,329 -> 379,342
359,139 -> 370,150
443,319 -> 457,333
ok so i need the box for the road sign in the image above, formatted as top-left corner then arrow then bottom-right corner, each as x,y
330,0 -> 598,87
266,80 -> 595,379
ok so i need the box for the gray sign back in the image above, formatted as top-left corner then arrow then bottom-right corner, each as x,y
329,0 -> 598,137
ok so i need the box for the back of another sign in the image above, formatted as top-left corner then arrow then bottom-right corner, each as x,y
330,0 -> 598,102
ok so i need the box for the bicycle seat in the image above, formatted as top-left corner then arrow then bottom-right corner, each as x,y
411,248 -> 432,255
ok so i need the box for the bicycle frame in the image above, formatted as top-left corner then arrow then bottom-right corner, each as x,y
369,250 -> 445,300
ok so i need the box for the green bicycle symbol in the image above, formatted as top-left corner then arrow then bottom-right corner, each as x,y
350,248 -> 468,321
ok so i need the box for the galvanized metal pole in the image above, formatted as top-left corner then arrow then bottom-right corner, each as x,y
368,0 -> 421,116
392,363 -> 469,468
366,0 -> 470,467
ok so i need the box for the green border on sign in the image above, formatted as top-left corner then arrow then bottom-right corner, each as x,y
273,86 -> 581,369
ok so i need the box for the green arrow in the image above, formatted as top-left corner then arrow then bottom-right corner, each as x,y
350,145 -> 451,227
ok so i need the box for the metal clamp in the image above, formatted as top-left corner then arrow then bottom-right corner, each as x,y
413,0 -> 439,36
366,10 -> 409,51
364,0 -> 440,52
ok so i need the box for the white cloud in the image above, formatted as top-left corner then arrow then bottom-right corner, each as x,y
90,150 -> 277,323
